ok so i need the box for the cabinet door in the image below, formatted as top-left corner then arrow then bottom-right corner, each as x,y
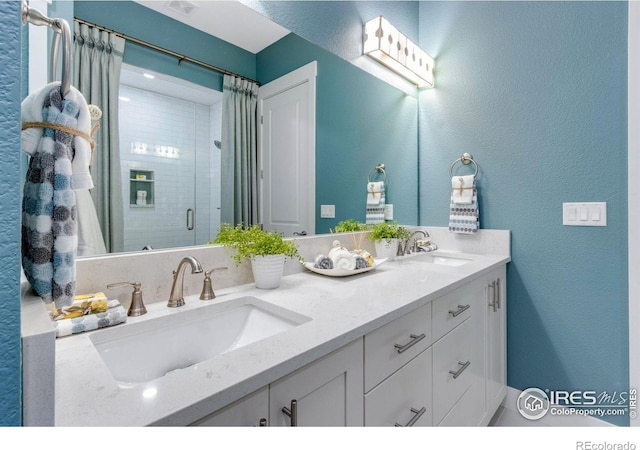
269,339 -> 364,426
190,387 -> 269,426
486,266 -> 507,416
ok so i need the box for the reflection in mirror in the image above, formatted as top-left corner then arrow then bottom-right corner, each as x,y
36,0 -> 419,257
118,64 -> 223,252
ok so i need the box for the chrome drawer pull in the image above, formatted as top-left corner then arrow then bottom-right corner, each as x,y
488,281 -> 497,312
259,418 -> 267,427
394,333 -> 426,354
282,399 -> 298,426
395,406 -> 427,427
449,360 -> 471,379
448,304 -> 470,317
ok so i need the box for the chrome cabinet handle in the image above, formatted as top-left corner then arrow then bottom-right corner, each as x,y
394,333 -> 426,354
496,278 -> 501,310
282,399 -> 298,426
449,361 -> 471,379
259,418 -> 267,427
394,407 -> 426,427
186,208 -> 194,230
448,304 -> 470,317
293,230 -> 307,236
488,281 -> 497,312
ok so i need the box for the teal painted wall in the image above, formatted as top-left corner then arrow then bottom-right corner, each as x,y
0,0 -> 23,426
419,1 -> 628,425
257,33 -> 419,231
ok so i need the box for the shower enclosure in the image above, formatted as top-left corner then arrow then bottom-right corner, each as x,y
118,64 -> 222,252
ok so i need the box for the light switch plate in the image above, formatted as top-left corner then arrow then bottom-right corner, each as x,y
563,202 -> 607,226
320,204 -> 335,218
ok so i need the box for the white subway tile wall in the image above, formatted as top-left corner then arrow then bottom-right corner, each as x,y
119,85 -> 222,252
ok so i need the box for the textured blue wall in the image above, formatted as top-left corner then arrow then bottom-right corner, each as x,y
0,0 -> 23,426
257,33 -> 419,231
419,1 -> 628,425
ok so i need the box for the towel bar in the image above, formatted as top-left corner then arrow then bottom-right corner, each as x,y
449,153 -> 479,178
368,163 -> 387,183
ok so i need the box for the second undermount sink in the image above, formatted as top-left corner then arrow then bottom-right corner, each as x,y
413,253 -> 473,267
90,296 -> 310,388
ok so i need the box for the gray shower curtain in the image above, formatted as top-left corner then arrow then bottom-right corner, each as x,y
220,75 -> 259,227
73,21 -> 125,253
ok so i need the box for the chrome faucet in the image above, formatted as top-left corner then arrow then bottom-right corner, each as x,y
168,256 -> 203,307
403,230 -> 430,255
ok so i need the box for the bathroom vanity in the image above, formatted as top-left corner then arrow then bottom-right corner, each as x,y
21,227 -> 510,426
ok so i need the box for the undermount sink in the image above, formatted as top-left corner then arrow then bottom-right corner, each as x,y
90,296 -> 310,387
414,253 -> 473,267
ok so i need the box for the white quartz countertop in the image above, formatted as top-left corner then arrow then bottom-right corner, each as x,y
52,245 -> 509,426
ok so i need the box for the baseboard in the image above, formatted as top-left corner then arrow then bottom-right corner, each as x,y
502,386 -> 616,427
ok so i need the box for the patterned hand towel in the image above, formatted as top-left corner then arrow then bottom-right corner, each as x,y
53,299 -> 127,338
449,189 -> 479,234
366,181 -> 385,224
21,84 -> 82,309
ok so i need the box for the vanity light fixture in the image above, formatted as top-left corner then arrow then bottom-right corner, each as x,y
363,16 -> 434,88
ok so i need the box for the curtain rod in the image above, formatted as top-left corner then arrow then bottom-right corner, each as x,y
73,17 -> 260,86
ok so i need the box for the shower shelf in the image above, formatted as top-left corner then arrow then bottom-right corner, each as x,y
129,170 -> 155,207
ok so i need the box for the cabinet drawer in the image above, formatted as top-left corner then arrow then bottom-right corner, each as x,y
365,348 -> 432,427
432,318 -> 484,425
364,303 -> 431,392
432,282 -> 475,341
437,380 -> 486,427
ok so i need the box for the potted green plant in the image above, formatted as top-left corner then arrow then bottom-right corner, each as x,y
212,223 -> 299,289
367,221 -> 410,260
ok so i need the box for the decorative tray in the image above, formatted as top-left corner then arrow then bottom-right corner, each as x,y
302,258 -> 388,277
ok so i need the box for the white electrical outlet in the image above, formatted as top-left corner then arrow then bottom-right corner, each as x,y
562,202 -> 607,226
321,205 -> 335,218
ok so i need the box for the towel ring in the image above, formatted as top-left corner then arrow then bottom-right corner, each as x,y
368,163 -> 387,184
449,153 -> 478,178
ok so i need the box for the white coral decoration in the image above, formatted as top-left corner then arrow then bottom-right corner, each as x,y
88,104 -> 102,121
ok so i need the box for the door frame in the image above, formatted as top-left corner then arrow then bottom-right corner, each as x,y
257,61 -> 317,235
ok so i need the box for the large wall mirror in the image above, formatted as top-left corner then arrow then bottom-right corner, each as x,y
31,0 -> 418,257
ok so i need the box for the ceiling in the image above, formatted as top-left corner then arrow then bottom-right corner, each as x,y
134,0 -> 290,54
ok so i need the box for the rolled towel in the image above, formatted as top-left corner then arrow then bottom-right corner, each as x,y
354,256 -> 369,270
329,247 -> 356,270
314,254 -> 334,270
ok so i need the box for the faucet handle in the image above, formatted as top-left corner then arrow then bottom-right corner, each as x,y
199,267 -> 228,301
107,281 -> 147,317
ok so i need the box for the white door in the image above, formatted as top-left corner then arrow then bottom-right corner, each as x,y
258,61 -> 316,237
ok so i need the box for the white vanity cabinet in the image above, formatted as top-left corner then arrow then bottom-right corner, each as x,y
189,264 -> 507,428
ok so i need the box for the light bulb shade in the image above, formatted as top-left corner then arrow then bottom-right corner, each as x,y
363,16 -> 434,88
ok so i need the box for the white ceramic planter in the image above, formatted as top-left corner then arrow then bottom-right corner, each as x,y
251,254 -> 285,289
374,238 -> 400,260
